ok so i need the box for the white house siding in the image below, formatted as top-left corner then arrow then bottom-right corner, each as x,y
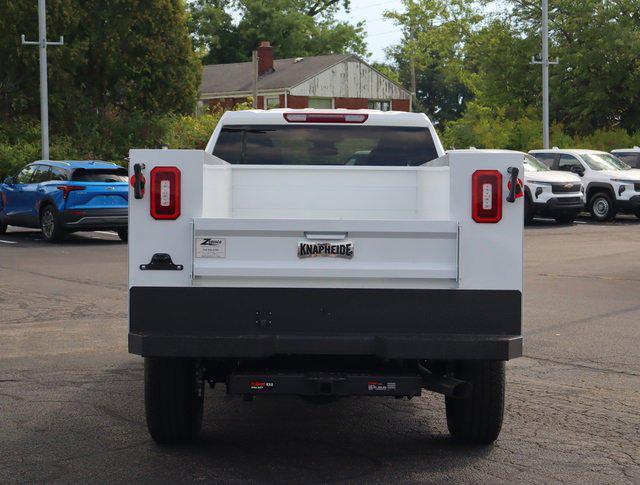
289,60 -> 410,100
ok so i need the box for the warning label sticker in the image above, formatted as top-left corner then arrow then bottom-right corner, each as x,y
250,381 -> 274,391
195,237 -> 226,258
368,381 -> 396,392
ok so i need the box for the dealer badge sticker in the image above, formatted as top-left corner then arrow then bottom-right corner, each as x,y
298,241 -> 354,259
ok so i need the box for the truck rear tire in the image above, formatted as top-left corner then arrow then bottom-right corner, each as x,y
445,360 -> 505,444
144,357 -> 204,444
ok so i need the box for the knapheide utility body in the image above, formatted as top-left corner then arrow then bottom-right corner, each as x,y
128,110 -> 524,444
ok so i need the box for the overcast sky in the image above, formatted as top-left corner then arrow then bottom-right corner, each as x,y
335,0 -> 405,64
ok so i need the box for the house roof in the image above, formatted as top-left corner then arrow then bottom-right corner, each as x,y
200,53 -> 356,95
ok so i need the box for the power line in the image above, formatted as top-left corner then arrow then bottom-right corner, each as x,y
350,0 -> 398,12
368,28 -> 404,37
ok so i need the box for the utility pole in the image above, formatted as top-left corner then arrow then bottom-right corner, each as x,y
409,44 -> 417,113
531,0 -> 559,149
21,0 -> 64,160
408,0 -> 417,112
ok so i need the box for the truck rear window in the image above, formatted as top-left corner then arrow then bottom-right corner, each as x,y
71,168 -> 128,182
213,125 -> 439,166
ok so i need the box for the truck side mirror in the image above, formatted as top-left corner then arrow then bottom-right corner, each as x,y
570,165 -> 584,176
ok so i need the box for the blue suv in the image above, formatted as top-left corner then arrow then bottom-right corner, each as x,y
0,160 -> 128,242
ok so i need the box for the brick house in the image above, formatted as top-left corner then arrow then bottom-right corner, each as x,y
199,42 -> 412,112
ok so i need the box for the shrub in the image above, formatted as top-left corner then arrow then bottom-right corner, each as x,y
0,104 -> 250,178
442,103 -> 640,152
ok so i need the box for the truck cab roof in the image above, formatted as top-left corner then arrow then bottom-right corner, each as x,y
215,108 -> 434,126
205,108 -> 445,163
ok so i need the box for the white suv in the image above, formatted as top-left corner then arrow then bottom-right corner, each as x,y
611,147 -> 640,169
522,154 -> 584,224
529,148 -> 640,221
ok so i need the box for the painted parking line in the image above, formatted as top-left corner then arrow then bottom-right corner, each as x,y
95,231 -> 117,236
0,239 -> 17,244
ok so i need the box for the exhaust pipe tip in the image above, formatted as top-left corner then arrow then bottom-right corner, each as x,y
418,364 -> 473,399
450,381 -> 473,399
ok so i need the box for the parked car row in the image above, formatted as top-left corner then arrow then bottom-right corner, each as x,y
527,148 -> 640,223
1,147 -> 639,243
0,160 -> 129,242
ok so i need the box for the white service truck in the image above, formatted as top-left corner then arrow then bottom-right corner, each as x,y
129,109 -> 524,445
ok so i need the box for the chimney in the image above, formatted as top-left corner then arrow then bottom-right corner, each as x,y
257,41 -> 274,76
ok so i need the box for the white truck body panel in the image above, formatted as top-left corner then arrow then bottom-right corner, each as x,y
129,149 -> 523,292
128,110 -> 524,364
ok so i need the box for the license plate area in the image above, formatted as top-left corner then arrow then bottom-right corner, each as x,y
228,372 -> 423,397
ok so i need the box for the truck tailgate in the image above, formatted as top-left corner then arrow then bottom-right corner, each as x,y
192,218 -> 458,285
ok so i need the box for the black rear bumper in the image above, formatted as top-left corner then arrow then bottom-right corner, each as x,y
62,208 -> 127,230
129,287 -> 523,361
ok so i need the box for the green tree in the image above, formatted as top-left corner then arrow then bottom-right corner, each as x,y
371,62 -> 401,84
0,0 -> 200,123
189,0 -> 367,64
507,0 -> 640,135
384,0 -> 485,123
464,19 -> 540,118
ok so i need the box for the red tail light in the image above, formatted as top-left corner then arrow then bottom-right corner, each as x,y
472,170 -> 502,223
57,185 -> 86,200
284,113 -> 368,123
150,166 -> 181,220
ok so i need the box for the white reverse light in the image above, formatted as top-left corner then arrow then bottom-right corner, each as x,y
482,183 -> 493,210
160,180 -> 171,207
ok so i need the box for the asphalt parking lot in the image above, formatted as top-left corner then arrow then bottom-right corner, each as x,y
1,219 -> 639,484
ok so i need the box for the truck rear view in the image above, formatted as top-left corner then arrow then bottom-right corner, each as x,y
128,110 -> 524,445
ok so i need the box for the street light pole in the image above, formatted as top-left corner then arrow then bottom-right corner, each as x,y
21,0 -> 64,160
531,0 -> 559,149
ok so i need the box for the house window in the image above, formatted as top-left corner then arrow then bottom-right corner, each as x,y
368,100 -> 391,111
265,96 -> 280,109
308,97 -> 333,109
